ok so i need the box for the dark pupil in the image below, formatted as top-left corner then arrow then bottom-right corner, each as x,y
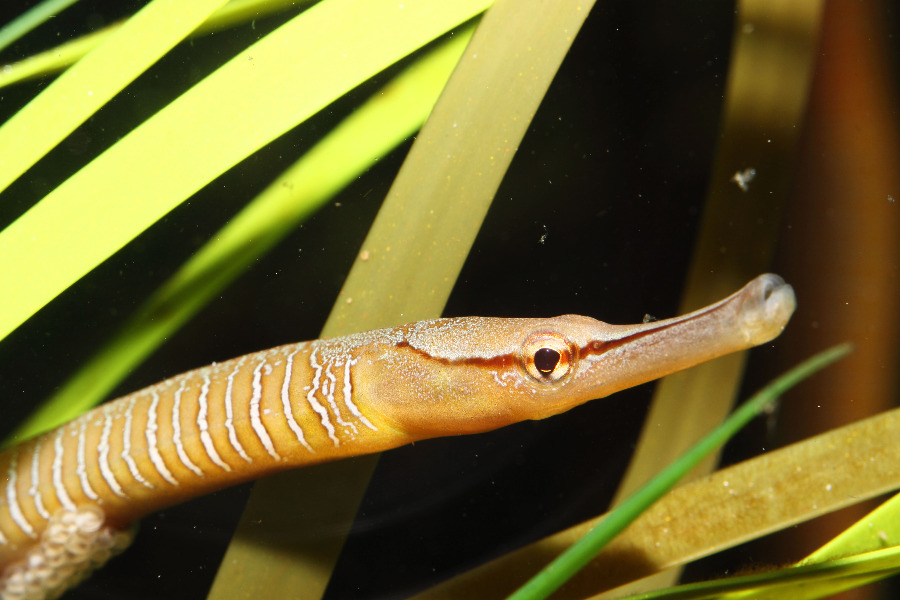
534,348 -> 561,375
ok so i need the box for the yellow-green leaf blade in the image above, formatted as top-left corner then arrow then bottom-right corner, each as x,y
0,0 -> 229,192
803,491 -> 900,565
0,0 -> 491,343
0,0 -> 311,90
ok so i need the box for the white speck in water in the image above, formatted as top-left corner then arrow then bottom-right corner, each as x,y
731,167 -> 756,192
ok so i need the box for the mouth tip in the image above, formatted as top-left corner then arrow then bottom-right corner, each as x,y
760,273 -> 796,314
743,274 -> 797,343
761,274 -> 784,298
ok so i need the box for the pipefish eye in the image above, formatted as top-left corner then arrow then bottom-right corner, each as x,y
522,332 -> 575,382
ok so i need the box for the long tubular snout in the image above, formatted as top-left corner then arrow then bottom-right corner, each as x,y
575,274 -> 796,400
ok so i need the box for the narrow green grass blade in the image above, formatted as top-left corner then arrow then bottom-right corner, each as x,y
507,344 -> 853,600
625,546 -> 900,600
0,0 -> 229,193
0,0 -> 81,53
0,0 -> 491,344
0,0 -> 311,90
2,26 -> 474,447
208,1 -> 594,597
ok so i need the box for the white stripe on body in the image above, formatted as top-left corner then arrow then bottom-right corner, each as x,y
341,357 -> 377,431
52,427 -> 76,511
122,397 -> 154,489
323,364 -> 356,435
76,418 -> 100,500
5,451 -> 36,539
146,389 -> 179,486
29,439 -> 51,519
224,360 -> 252,463
98,410 -> 127,499
172,380 -> 204,478
250,360 -> 281,461
281,348 -> 314,453
197,371 -> 232,471
306,347 -> 339,446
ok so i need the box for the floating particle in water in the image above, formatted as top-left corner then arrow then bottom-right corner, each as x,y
731,167 -> 757,192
